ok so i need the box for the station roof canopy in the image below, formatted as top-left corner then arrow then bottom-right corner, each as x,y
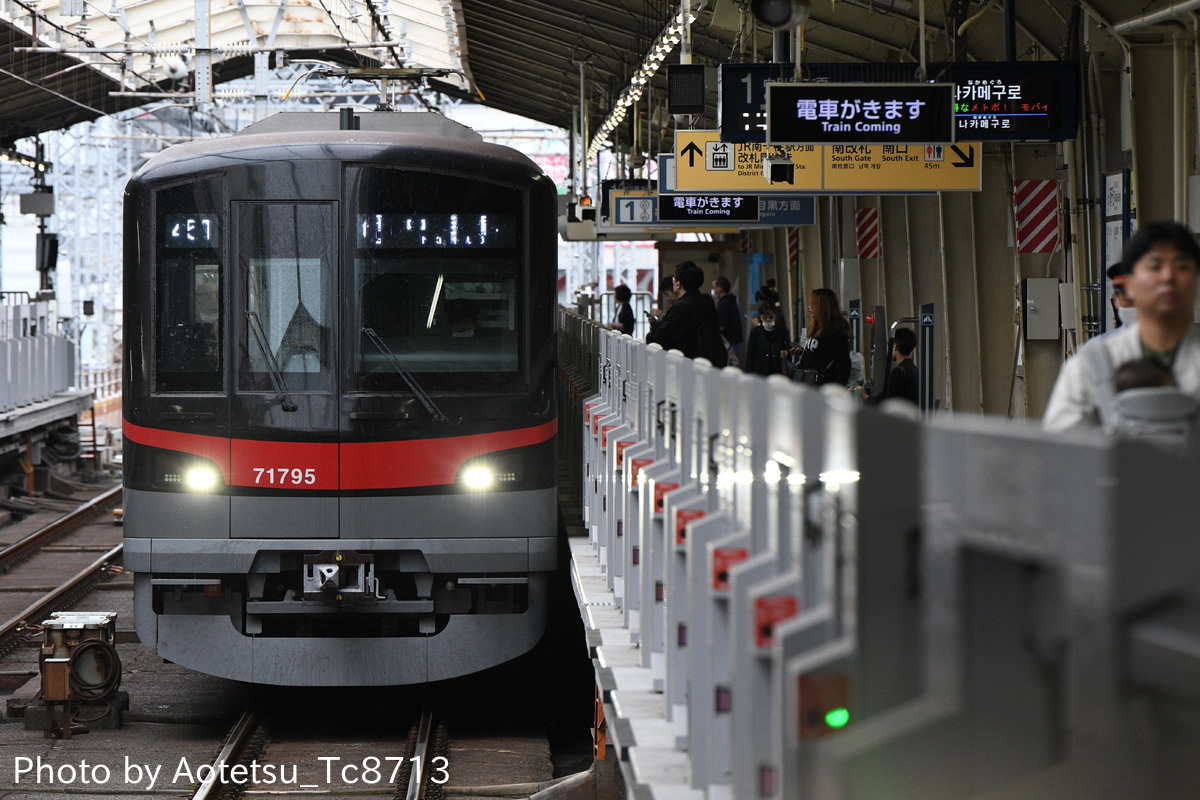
0,0 -> 1187,151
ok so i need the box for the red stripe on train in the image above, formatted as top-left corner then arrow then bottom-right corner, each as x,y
123,419 -> 233,474
340,420 -> 557,489
123,418 -> 557,490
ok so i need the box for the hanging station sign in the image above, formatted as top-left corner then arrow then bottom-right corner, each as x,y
657,194 -> 761,222
718,63 -> 791,143
946,62 -> 1079,141
767,83 -> 956,145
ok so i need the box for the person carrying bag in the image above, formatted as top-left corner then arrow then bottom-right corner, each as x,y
791,287 -> 852,387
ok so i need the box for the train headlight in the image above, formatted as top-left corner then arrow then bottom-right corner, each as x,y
461,466 -> 494,490
458,455 -> 522,491
185,466 -> 220,492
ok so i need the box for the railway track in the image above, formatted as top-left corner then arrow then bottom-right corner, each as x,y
192,706 -> 449,800
0,485 -> 124,657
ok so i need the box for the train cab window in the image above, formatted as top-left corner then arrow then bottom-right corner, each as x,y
155,181 -> 223,393
237,203 -> 334,391
347,167 -> 523,390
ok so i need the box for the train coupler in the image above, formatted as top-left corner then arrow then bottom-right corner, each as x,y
302,550 -> 386,604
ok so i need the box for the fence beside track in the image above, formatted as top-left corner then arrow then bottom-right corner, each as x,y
0,301 -> 77,414
557,308 -> 1200,800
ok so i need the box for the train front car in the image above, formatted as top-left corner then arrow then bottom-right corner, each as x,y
122,114 -> 559,686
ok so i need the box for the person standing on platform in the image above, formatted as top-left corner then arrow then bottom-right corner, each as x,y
856,327 -> 919,404
646,261 -> 725,364
647,275 -> 680,335
790,287 -> 852,387
743,302 -> 790,376
1044,221 -> 1200,431
1107,261 -> 1137,332
609,284 -> 636,335
712,276 -> 743,363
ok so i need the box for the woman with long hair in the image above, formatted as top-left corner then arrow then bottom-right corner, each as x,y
792,287 -> 852,386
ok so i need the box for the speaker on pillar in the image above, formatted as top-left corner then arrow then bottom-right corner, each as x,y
750,0 -> 811,28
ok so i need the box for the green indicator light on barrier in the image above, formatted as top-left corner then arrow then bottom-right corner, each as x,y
825,707 -> 850,729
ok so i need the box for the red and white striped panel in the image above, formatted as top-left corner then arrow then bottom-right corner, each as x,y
855,208 -> 881,259
787,226 -> 800,271
1013,179 -> 1061,254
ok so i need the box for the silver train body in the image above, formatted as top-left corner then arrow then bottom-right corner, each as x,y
122,112 -> 559,685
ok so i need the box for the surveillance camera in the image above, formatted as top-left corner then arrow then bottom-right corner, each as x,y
764,155 -> 795,185
750,0 -> 812,28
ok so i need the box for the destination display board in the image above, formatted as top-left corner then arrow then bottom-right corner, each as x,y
767,83 -> 955,145
794,63 -> 1080,141
658,194 -> 760,222
946,62 -> 1078,141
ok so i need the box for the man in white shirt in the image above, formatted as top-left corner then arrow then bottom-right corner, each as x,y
1043,221 -> 1200,432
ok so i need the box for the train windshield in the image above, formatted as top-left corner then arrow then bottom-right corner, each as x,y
346,167 -> 523,391
154,180 -> 223,393
237,203 -> 336,394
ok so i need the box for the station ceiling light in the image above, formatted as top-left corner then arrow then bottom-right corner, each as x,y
0,147 -> 51,172
586,3 -> 697,161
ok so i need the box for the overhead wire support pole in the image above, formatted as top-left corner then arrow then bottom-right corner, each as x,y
1004,0 -> 1016,61
195,0 -> 213,112
579,59 -> 588,197
918,0 -> 927,81
681,0 -> 692,65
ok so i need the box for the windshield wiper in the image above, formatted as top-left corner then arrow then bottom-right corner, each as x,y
362,327 -> 452,423
246,310 -> 298,412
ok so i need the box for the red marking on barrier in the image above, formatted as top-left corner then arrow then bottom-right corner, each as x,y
629,457 -> 654,488
712,547 -> 749,591
601,424 -> 617,448
798,673 -> 851,739
676,509 -> 706,545
755,594 -> 800,648
653,481 -> 680,513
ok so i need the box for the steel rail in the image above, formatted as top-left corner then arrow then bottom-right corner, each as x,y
404,709 -> 436,800
0,485 -> 122,572
193,709 -> 261,800
0,543 -> 123,649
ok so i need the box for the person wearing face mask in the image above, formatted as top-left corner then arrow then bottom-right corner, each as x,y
742,302 -> 790,375
1044,221 -> 1200,432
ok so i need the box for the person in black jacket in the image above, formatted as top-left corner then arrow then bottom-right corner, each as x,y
712,276 -> 743,362
791,287 -> 851,386
857,326 -> 919,403
646,261 -> 724,364
609,283 -> 636,335
743,302 -> 790,376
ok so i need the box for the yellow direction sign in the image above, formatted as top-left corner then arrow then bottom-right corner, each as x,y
823,143 -> 981,192
675,131 -> 823,192
673,131 -> 982,193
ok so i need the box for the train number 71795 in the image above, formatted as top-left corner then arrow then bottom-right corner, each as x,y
252,467 -> 317,485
